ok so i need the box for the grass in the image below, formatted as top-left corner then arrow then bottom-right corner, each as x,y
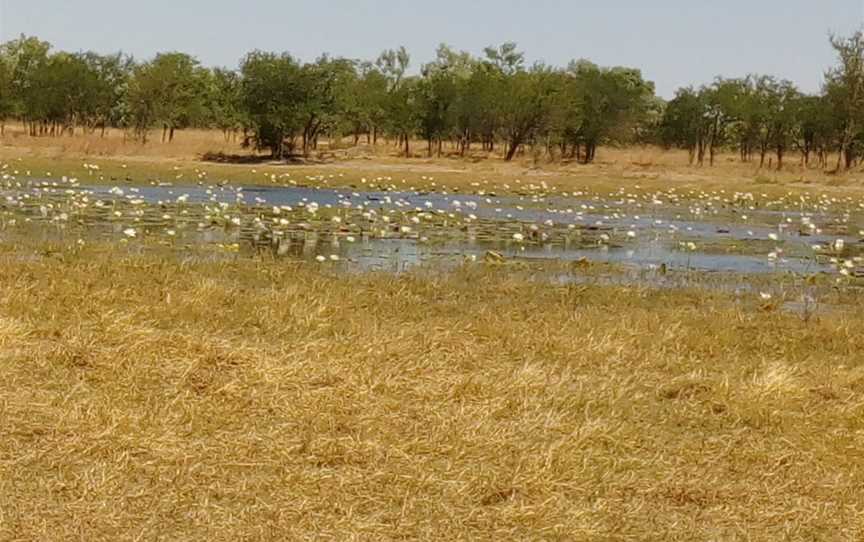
1,241 -> 864,540
3,123 -> 864,199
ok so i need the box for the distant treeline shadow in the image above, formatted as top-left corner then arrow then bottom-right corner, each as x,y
200,151 -> 320,165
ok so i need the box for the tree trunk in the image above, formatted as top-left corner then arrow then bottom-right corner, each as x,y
587,143 -> 597,164
505,137 -> 522,161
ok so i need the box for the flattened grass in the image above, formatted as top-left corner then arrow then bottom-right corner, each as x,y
1,244 -> 864,540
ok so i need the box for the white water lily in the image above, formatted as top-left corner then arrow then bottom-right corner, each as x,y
123,228 -> 137,238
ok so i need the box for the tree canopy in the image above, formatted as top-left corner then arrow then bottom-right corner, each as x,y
1,32 -> 863,169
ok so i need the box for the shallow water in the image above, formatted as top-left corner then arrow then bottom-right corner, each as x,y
4,179 -> 863,279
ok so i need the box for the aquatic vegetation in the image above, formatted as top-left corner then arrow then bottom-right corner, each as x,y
2,162 -> 864,283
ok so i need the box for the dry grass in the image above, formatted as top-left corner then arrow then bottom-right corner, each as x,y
0,242 -> 863,540
0,124 -> 246,160
4,123 -> 864,197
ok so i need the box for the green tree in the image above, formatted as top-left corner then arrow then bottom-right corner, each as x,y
376,47 -> 417,156
416,61 -> 459,156
558,61 -> 655,163
825,31 -> 864,170
793,94 -> 835,167
207,68 -> 245,141
496,65 -> 558,161
0,52 -> 14,134
240,51 -> 305,158
1,35 -> 51,135
80,52 -> 132,136
297,56 -> 357,155
659,87 -> 709,164
128,52 -> 209,143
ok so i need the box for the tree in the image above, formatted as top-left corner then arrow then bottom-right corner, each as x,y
483,42 -> 524,75
416,63 -> 458,156
206,68 -> 245,141
240,51 -> 305,158
348,62 -> 389,145
376,47 -> 417,156
793,94 -> 835,167
556,61 -> 655,163
297,56 -> 357,155
763,79 -> 801,170
128,52 -> 208,143
659,87 -> 707,163
0,52 -> 14,134
80,52 -> 132,136
496,65 -> 558,161
1,35 -> 51,135
825,31 -> 864,170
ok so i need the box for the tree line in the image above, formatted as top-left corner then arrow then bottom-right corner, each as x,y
1,32 -> 864,169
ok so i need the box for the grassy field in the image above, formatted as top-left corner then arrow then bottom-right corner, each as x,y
3,124 -> 864,198
0,241 -> 863,540
2,128 -> 864,540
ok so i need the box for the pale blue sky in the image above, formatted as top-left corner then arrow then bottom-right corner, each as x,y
0,0 -> 861,97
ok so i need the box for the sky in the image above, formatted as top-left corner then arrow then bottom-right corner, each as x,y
0,0 -> 862,98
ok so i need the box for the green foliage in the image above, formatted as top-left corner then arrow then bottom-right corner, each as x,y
127,52 -> 210,142
0,31 -> 863,169
239,51 -> 305,157
552,61 -> 655,163
206,67 -> 245,138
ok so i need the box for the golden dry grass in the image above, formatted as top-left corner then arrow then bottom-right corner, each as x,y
1,242 -> 863,540
0,124 -> 246,160
4,123 -> 864,197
